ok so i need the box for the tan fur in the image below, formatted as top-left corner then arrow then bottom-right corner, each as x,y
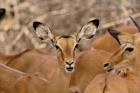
95,31 -> 140,93
0,41 -> 111,93
69,49 -> 111,93
0,63 -> 48,93
68,26 -> 137,93
92,26 -> 138,53
85,32 -> 140,93
84,73 -> 140,93
5,37 -> 77,93
104,44 -> 135,76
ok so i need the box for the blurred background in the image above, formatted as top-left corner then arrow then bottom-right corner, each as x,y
0,0 -> 139,54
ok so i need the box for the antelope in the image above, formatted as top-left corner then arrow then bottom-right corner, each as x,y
84,45 -> 140,93
0,8 -> 113,93
84,17 -> 140,93
0,18 -> 100,93
0,63 -> 48,93
103,16 -> 140,76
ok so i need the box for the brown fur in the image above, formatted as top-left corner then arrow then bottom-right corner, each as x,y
92,26 -> 138,53
0,41 -> 111,93
6,37 -> 76,93
84,73 -> 140,93
95,31 -> 140,93
0,63 -> 48,93
69,49 -> 111,93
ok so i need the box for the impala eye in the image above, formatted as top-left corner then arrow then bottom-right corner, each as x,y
125,47 -> 134,52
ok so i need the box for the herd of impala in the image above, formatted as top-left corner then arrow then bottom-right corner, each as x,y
0,7 -> 140,93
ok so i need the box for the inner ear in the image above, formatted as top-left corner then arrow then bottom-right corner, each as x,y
108,28 -> 121,45
33,21 -> 56,46
76,19 -> 99,42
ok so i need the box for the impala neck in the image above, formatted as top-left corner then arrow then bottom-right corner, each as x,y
135,46 -> 140,77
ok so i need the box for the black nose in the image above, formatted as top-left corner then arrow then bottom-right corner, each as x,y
103,63 -> 110,68
66,67 -> 74,72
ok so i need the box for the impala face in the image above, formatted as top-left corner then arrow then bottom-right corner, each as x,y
33,19 -> 99,73
103,17 -> 139,73
55,36 -> 78,73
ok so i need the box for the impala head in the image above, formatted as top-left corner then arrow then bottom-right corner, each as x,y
103,16 -> 140,72
33,19 -> 99,73
0,8 -> 6,20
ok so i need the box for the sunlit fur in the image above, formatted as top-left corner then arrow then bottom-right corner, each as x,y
85,31 -> 140,93
0,63 -> 48,93
92,26 -> 138,53
55,36 -> 77,73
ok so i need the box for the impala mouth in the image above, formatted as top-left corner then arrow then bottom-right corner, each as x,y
65,65 -> 74,73
66,67 -> 74,71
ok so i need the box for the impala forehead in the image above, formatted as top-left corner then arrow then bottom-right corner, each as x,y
134,33 -> 140,46
119,33 -> 134,43
56,36 -> 77,51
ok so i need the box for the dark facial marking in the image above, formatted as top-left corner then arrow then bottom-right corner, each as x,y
108,28 -> 121,44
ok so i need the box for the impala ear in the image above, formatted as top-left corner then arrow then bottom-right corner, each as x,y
76,19 -> 99,42
0,8 -> 6,19
33,21 -> 55,44
108,28 -> 121,44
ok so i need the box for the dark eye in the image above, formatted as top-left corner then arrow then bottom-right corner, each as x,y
55,45 -> 59,50
39,37 -> 44,40
75,44 -> 80,49
125,47 -> 134,52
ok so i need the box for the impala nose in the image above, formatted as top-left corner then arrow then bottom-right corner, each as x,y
65,62 -> 74,73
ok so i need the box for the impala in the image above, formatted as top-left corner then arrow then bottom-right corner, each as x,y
0,16 -> 100,93
84,17 -> 140,93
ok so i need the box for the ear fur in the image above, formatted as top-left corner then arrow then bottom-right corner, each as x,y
76,19 -> 99,42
